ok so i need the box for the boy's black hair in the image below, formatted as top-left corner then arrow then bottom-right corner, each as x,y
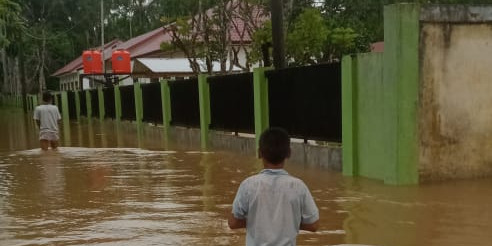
42,91 -> 53,103
259,127 -> 291,165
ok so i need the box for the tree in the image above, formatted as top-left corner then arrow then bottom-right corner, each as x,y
249,7 -> 358,66
0,0 -> 24,94
286,8 -> 328,65
162,0 -> 269,74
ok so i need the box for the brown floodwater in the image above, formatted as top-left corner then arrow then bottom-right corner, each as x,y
0,108 -> 491,246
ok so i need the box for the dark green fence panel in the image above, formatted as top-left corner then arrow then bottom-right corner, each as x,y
208,72 -> 254,134
103,87 -> 116,119
79,91 -> 87,116
120,85 -> 136,121
169,78 -> 200,127
67,91 -> 77,120
142,82 -> 163,124
266,63 -> 341,142
90,89 -> 99,118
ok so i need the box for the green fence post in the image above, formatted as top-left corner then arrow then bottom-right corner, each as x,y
253,67 -> 270,155
75,91 -> 81,121
383,3 -> 420,185
61,91 -> 70,121
198,74 -> 211,150
134,82 -> 144,148
114,85 -> 122,122
27,95 -> 34,111
98,87 -> 105,121
33,94 -> 38,108
54,92 -> 59,107
342,55 -> 358,177
26,95 -> 30,111
160,79 -> 172,131
134,82 -> 143,125
61,91 -> 71,146
86,90 -> 92,119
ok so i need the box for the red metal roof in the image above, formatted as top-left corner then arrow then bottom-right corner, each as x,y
371,42 -> 384,53
116,27 -> 173,58
52,1 -> 267,77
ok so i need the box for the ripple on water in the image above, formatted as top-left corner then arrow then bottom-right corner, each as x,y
15,147 -> 176,158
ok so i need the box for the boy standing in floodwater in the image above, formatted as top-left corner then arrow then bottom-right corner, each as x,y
228,127 -> 319,246
33,92 -> 61,150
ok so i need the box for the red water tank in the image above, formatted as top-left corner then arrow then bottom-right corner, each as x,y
82,50 -> 103,74
111,50 -> 131,74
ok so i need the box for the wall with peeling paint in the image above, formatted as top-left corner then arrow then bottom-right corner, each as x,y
419,14 -> 492,181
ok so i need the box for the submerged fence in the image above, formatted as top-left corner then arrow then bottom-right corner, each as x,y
26,63 -> 342,148
141,82 -> 163,124
103,87 -> 116,119
267,63 -> 341,142
169,78 -> 200,128
209,72 -> 255,134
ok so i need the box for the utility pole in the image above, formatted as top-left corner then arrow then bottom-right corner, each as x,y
1,14 -> 8,93
101,0 -> 105,73
270,0 -> 286,69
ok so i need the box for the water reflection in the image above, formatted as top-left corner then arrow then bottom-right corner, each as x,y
0,109 -> 491,246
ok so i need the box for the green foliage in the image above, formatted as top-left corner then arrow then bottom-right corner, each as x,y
286,8 -> 328,65
250,7 -> 360,66
0,0 -> 24,48
250,20 -> 272,65
160,42 -> 175,52
323,27 -> 359,61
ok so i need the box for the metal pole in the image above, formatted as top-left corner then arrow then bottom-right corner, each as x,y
270,0 -> 286,69
101,0 -> 105,73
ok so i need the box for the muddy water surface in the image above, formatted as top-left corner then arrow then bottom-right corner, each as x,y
0,108 -> 491,246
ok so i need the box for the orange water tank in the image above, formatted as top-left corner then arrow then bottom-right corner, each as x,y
82,50 -> 103,74
111,50 -> 131,74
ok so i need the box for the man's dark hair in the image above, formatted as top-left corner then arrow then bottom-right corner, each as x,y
259,127 -> 291,165
42,91 -> 53,103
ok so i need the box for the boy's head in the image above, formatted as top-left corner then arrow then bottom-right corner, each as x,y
42,91 -> 53,103
259,127 -> 291,165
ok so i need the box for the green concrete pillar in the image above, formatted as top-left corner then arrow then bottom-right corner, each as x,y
54,92 -> 60,107
253,67 -> 270,154
160,80 -> 172,129
198,74 -> 210,150
114,86 -> 122,122
98,87 -> 105,121
383,3 -> 420,185
86,90 -> 92,119
33,94 -> 38,108
75,91 -> 81,121
26,95 -> 31,111
160,79 -> 172,141
61,91 -> 70,121
60,91 -> 71,146
342,55 -> 358,176
134,82 -> 143,125
27,95 -> 32,111
134,82 -> 144,148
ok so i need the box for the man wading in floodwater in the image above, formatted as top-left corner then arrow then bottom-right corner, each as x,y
33,91 -> 61,151
228,127 -> 319,245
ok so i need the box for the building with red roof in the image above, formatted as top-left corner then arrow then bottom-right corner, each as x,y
52,1 -> 267,90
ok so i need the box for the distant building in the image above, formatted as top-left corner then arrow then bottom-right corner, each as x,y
371,42 -> 384,53
51,39 -> 122,91
52,1 -> 266,91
